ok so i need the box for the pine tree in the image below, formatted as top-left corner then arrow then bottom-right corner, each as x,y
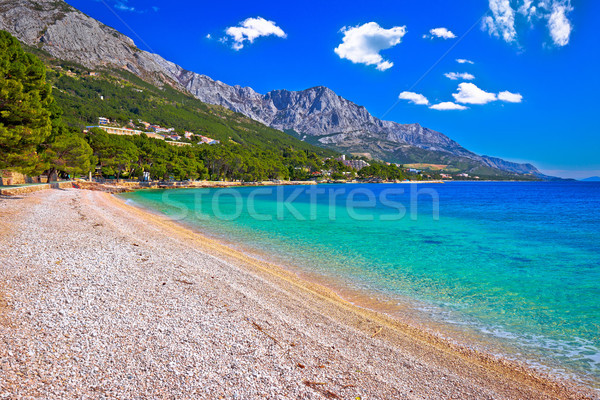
43,126 -> 96,181
0,30 -> 55,173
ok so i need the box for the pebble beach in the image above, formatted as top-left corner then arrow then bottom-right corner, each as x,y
0,188 -> 594,399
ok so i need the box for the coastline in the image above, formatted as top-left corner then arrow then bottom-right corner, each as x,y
111,190 -> 596,397
0,188 -> 595,398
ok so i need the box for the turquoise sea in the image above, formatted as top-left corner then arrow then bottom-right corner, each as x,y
119,182 -> 600,387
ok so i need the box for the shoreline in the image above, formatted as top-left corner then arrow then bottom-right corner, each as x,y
120,189 -> 589,387
0,188 -> 595,398
1,178 -> 556,196
109,190 -> 595,398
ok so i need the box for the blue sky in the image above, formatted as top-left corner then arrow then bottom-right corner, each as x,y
67,0 -> 598,179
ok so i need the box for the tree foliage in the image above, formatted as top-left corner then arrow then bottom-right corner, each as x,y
43,126 -> 95,180
84,128 -> 328,182
0,31 -> 55,173
44,65 -> 336,157
358,163 -> 408,181
0,31 -> 421,183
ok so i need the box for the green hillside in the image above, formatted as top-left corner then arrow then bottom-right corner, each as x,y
9,42 -> 534,182
22,45 -> 335,157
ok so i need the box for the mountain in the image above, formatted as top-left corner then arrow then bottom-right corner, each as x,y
45,66 -> 337,157
0,0 -> 544,178
581,176 -> 600,182
157,57 -> 542,176
0,0 -> 183,86
178,80 -> 540,175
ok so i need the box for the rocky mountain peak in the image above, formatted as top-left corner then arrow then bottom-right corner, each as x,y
0,0 -> 544,177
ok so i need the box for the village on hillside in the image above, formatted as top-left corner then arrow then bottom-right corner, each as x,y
80,119 -> 478,182
84,117 -> 220,147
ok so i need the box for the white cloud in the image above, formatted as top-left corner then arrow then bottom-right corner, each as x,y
548,3 -> 572,46
206,34 -> 212,39
498,90 -> 523,103
444,72 -> 475,81
450,83 -> 523,105
456,58 -> 474,64
334,22 -> 407,71
114,1 -> 136,12
423,27 -> 457,40
518,0 -> 537,19
484,0 -> 574,47
225,17 -> 286,50
453,82 -> 498,104
430,102 -> 468,111
484,0 -> 517,43
399,91 -> 429,105
100,0 -> 156,13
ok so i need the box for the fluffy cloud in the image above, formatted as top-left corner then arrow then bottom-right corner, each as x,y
518,0 -> 536,19
548,3 -> 572,46
451,83 -> 523,105
444,72 -> 475,81
453,83 -> 497,104
497,90 -> 523,103
225,17 -> 286,50
430,102 -> 468,111
397,92 -> 468,110
399,91 -> 429,105
423,27 -> 457,40
484,0 -> 573,47
397,84 -> 522,111
334,22 -> 407,71
484,0 -> 517,43
456,58 -> 474,64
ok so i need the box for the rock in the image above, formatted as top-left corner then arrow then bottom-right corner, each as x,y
0,0 -> 543,176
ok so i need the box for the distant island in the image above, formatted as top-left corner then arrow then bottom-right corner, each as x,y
581,176 -> 600,182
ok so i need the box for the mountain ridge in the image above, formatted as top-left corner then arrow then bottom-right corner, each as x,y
0,0 -> 545,177
581,176 -> 600,182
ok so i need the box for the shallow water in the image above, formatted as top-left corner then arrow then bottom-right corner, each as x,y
120,181 -> 600,387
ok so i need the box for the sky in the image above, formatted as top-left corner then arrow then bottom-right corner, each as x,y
66,0 -> 599,179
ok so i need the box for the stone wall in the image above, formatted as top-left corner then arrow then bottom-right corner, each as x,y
0,181 -> 73,196
0,170 -> 47,186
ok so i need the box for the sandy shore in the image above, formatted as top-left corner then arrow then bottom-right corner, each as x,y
0,188 -> 595,399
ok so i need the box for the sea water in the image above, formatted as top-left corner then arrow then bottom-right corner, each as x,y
119,182 -> 600,387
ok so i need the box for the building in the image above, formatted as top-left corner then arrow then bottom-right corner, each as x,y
166,141 -> 191,147
86,126 -> 165,141
86,119 -> 212,147
333,154 -> 370,170
150,125 -> 174,134
342,159 -> 370,170
198,135 -> 220,145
